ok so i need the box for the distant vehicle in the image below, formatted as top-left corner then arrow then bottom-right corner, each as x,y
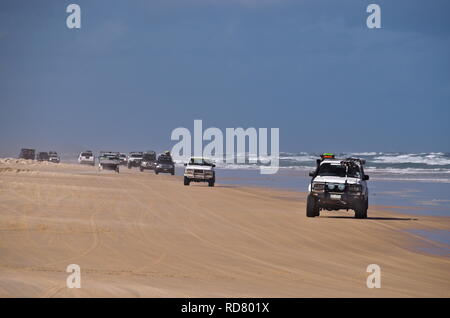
78,151 -> 95,166
118,153 -> 127,165
307,153 -> 369,219
98,152 -> 120,173
37,152 -> 50,161
48,151 -> 60,163
183,157 -> 215,186
18,148 -> 35,160
127,152 -> 143,169
154,153 -> 175,175
139,151 -> 157,172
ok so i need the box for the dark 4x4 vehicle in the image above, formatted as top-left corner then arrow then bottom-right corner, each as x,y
19,148 -> 35,160
154,154 -> 175,175
37,152 -> 50,161
307,154 -> 369,219
128,152 -> 144,169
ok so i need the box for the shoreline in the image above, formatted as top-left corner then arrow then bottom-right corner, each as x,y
0,160 -> 449,297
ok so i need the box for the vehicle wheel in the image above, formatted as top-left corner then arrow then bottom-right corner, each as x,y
364,198 -> 369,218
208,181 -> 215,187
184,177 -> 190,186
155,170 -> 159,175
171,170 -> 175,176
116,166 -> 120,173
139,167 -> 143,172
354,201 -> 367,219
128,164 -> 132,169
306,194 -> 319,217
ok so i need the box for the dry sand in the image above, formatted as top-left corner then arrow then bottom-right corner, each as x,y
0,159 -> 449,297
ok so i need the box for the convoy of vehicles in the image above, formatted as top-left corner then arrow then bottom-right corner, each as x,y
18,149 -> 59,163
98,152 -> 120,173
183,157 -> 215,187
307,153 -> 369,219
139,151 -> 157,172
15,148 -> 372,219
78,151 -> 95,165
127,152 -> 144,169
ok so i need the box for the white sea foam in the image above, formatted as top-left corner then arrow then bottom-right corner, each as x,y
372,154 -> 450,165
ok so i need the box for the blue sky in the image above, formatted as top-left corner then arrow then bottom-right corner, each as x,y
0,0 -> 449,156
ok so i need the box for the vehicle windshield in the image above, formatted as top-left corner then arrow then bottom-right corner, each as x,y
158,156 -> 173,163
188,158 -> 213,166
81,153 -> 92,157
143,154 -> 156,161
131,154 -> 143,158
102,155 -> 118,159
317,163 -> 361,178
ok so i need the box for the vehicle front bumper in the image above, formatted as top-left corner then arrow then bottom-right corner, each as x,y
156,166 -> 174,172
184,173 -> 214,181
310,191 -> 364,209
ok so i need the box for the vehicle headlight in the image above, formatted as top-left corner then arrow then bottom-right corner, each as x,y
337,184 -> 346,191
205,171 -> 213,175
186,169 -> 194,174
327,184 -> 336,191
348,184 -> 362,192
312,183 -> 325,191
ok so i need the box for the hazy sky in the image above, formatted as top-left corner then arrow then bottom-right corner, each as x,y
0,0 -> 449,156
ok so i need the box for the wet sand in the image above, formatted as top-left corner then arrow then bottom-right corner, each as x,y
0,160 -> 449,297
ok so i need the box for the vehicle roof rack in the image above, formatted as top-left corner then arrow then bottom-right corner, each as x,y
343,157 -> 366,165
320,153 -> 335,159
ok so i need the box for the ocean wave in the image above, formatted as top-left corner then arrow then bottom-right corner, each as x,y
372,154 -> 450,166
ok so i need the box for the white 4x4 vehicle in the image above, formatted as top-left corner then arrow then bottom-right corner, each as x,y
78,151 -> 95,166
184,157 -> 216,187
307,154 -> 369,219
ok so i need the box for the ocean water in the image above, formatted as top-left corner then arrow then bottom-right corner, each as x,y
206,152 -> 450,183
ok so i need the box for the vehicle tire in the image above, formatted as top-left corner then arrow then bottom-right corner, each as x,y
306,194 -> 319,217
184,177 -> 190,186
354,201 -> 367,219
155,170 -> 159,175
128,164 -> 132,169
364,197 -> 369,218
171,170 -> 175,176
116,166 -> 120,174
139,167 -> 143,172
208,181 -> 215,187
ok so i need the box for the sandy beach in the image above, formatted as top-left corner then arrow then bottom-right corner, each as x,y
0,159 -> 449,297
